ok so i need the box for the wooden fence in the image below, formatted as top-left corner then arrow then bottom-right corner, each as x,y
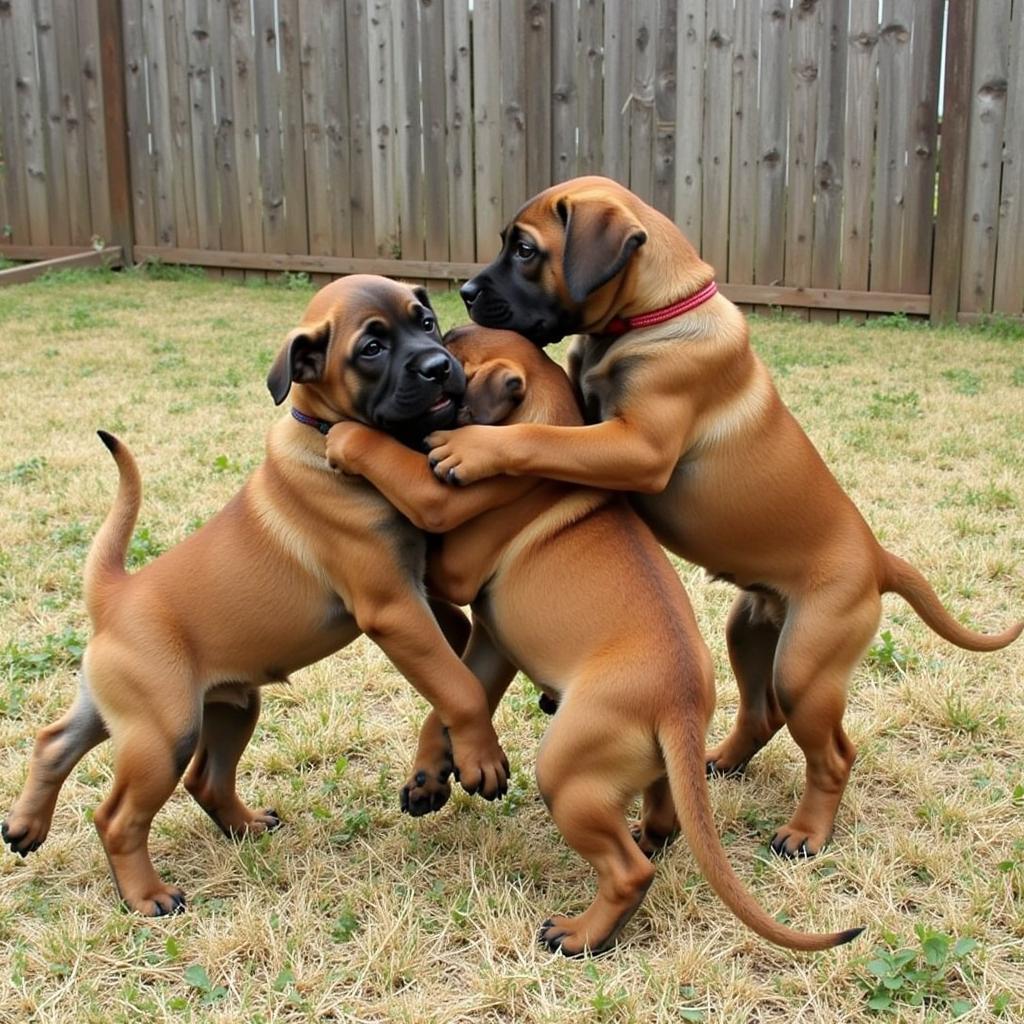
1,0 -> 1021,321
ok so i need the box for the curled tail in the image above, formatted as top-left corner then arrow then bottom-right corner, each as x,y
882,552 -> 1022,652
659,712 -> 862,952
83,431 -> 141,620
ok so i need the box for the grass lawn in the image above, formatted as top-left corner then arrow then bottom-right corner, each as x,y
0,266 -> 1022,1023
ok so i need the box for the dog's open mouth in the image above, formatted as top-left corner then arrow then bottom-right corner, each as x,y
428,396 -> 452,413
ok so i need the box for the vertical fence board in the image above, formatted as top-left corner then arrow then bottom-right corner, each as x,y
12,0 -> 50,243
959,0 -> 1010,315
809,0 -> 848,323
345,0 -> 375,257
254,1 -> 287,254
930,0 -> 975,322
784,0 -> 821,318
420,0 -> 449,263
472,0 -> 501,255
144,0 -> 178,245
871,0 -> 912,291
278,0 -> 308,255
500,2 -> 527,215
653,0 -> 677,216
209,0 -> 242,278
164,0 -> 197,247
524,0 -> 551,197
323,0 -> 352,261
900,0 -> 942,294
36,0 -> 72,245
551,0 -> 578,183
727,0 -> 758,288
54,0 -> 91,246
602,0 -> 631,185
578,0 -> 604,175
395,0 -> 424,262
443,0 -> 474,263
628,0 -> 656,204
121,0 -> 154,246
840,0 -> 878,311
298,0 -> 329,261
673,0 -> 704,247
367,0 -> 397,257
228,0 -> 263,276
755,0 -> 788,300
76,0 -> 110,243
186,0 -> 218,252
0,0 -> 30,244
701,0 -> 732,277
993,0 -> 1024,315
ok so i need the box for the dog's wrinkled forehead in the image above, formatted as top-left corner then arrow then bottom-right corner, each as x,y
306,276 -> 432,348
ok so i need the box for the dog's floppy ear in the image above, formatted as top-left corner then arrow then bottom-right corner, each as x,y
560,197 -> 647,304
463,360 -> 527,425
266,318 -> 332,406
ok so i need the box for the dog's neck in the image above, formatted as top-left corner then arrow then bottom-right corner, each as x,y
290,406 -> 335,435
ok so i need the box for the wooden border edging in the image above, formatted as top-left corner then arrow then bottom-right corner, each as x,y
134,246 -> 933,314
0,246 -> 123,286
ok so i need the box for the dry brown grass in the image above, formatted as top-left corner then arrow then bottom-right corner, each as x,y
0,269 -> 1021,1023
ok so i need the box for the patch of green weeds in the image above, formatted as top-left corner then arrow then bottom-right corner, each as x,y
969,315 -> 1024,344
134,259 -> 207,282
1,627 -> 86,717
857,926 -> 979,1016
127,526 -> 164,568
873,311 -> 924,331
584,962 -> 630,1018
331,907 -> 360,942
180,964 -> 228,1006
964,483 -> 1016,512
941,368 -> 982,396
867,630 -> 919,675
944,694 -> 983,735
868,389 -> 921,420
3,455 -> 47,483
1011,366 -> 1024,387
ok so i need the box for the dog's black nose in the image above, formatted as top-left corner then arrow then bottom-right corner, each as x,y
416,352 -> 451,382
460,278 -> 481,309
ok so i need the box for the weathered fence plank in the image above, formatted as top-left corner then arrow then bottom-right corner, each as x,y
345,0 -> 376,258
727,0 -> 758,289
809,0 -> 848,324
959,0 -> 1010,314
0,1 -> 30,244
59,0 -> 98,245
551,0 -> 578,184
602,0 -> 631,186
472,0 -> 502,254
12,0 -> 50,243
628,0 -> 656,204
420,0 -> 448,264
701,0 -> 732,278
524,0 -> 552,198
992,0 -> 1024,315
652,0 -> 676,216
755,0 -> 788,304
578,0 -> 604,176
185,0 -> 218,252
500,2 -> 527,215
35,0 -> 72,245
394,0 -> 424,263
367,0 -> 398,258
444,0 -> 474,263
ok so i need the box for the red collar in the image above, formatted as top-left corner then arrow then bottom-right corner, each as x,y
602,280 -> 718,336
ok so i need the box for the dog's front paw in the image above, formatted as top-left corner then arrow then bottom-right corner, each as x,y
400,768 -> 452,817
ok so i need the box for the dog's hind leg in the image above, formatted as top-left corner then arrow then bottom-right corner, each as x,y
630,776 -> 679,858
535,701 -> 656,956
92,685 -> 201,916
2,674 -> 109,857
183,688 -> 280,838
706,592 -> 785,776
768,584 -> 880,857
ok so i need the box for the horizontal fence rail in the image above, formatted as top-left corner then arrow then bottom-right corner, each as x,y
0,0 -> 1021,321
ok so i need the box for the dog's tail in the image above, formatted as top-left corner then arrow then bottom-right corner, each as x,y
881,551 -> 1022,652
83,431 -> 141,618
658,710 -> 863,952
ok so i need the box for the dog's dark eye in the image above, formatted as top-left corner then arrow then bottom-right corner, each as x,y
422,317 -> 435,333
513,241 -> 536,261
361,340 -> 383,358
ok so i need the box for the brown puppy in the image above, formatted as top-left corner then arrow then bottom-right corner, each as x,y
327,326 -> 862,955
1,276 -> 508,915
425,176 -> 1023,857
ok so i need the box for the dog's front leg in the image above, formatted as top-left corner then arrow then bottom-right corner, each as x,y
401,618 -> 517,816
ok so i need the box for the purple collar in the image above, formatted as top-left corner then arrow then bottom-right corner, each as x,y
291,407 -> 335,435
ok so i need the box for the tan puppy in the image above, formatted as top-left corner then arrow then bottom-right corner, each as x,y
424,176 -> 1023,857
2,276 -> 509,914
326,326 -> 862,955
